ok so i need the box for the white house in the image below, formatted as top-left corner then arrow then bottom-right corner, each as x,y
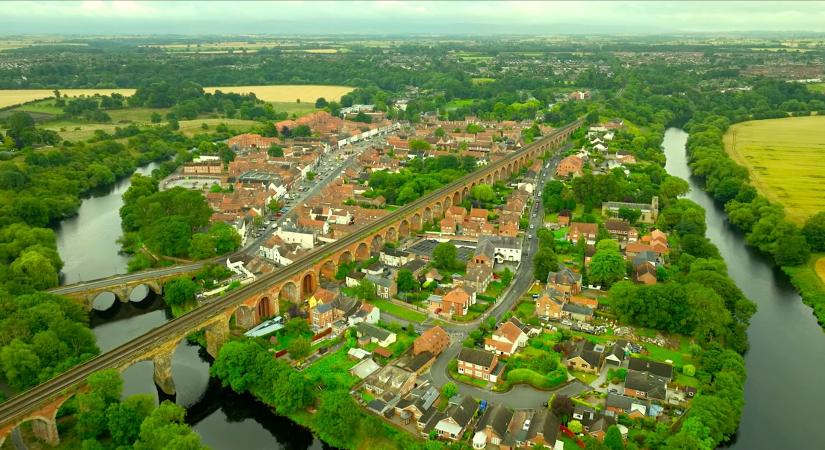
275,226 -> 316,249
477,236 -> 522,264
483,318 -> 529,357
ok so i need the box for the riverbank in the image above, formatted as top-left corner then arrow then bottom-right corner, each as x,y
663,127 -> 825,450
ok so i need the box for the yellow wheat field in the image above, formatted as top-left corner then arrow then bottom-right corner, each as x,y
724,115 -> 825,223
0,85 -> 352,109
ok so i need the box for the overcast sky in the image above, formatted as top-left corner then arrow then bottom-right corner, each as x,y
3,1 -> 825,35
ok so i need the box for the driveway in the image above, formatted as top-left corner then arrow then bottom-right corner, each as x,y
425,341 -> 587,409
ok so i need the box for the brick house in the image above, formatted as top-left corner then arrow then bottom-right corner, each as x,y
442,287 -> 474,317
569,222 -> 598,246
414,326 -> 450,357
457,347 -> 502,382
547,264 -> 582,296
536,290 -> 566,319
484,318 -> 528,356
556,155 -> 584,178
566,340 -> 605,374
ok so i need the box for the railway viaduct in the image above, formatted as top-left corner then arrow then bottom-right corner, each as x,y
0,120 -> 582,446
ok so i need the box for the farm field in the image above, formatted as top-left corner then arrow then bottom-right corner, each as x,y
203,85 -> 352,103
723,116 -> 825,223
1,85 -> 352,109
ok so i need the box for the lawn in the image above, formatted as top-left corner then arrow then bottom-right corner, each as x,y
471,77 -> 496,85
724,116 -> 825,223
570,371 -> 598,385
269,101 -> 320,117
177,118 -> 260,136
302,345 -> 360,390
370,299 -> 427,323
675,372 -> 700,388
497,345 -> 567,391
638,342 -> 693,367
514,300 -> 536,321
448,361 -> 488,388
808,83 -> 825,94
0,88 -> 136,108
13,99 -> 63,115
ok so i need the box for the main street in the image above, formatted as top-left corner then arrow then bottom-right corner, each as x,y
240,137 -> 383,257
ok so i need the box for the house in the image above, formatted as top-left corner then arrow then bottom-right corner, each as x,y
349,302 -> 380,325
484,318 -> 529,356
366,273 -> 397,299
469,208 -> 489,223
573,405 -> 616,440
477,235 -> 523,263
605,393 -> 649,419
380,248 -> 412,267
562,302 -> 593,322
635,261 -> 658,285
522,408 -> 561,448
546,264 -> 582,296
442,287 -> 474,317
433,396 -> 479,441
604,219 -> 639,246
556,155 -> 585,178
427,294 -> 443,314
414,326 -> 450,356
465,259 -> 493,293
602,197 -> 659,224
624,370 -> 668,401
475,403 -> 514,447
568,222 -> 598,246
311,302 -> 335,328
566,340 -> 605,374
401,259 -> 427,278
628,357 -> 673,381
345,271 -> 366,288
536,289 -> 566,319
604,340 -> 631,366
395,384 -> 439,422
457,347 -> 503,382
364,364 -> 417,397
356,323 -> 397,347
425,268 -> 443,284
275,225 -> 316,249
440,217 -> 457,234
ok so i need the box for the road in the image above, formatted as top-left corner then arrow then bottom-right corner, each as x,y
241,138 -> 380,257
396,146 -> 575,406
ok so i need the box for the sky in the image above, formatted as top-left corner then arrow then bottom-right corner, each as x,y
3,1 -> 825,36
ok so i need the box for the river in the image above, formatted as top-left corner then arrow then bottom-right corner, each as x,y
663,128 -> 825,450
54,163 -> 327,450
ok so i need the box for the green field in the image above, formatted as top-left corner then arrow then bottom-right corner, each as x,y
724,116 -> 825,223
807,83 -> 825,93
370,299 -> 427,322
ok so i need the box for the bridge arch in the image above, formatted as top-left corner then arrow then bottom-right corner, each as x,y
301,272 -> 317,299
432,202 -> 443,220
319,259 -> 336,282
339,251 -> 353,266
411,213 -> 422,231
92,292 -> 118,312
129,284 -> 151,302
385,226 -> 398,243
278,281 -> 299,303
256,296 -> 275,321
444,195 -> 453,211
423,207 -> 433,225
371,234 -> 384,253
461,187 -> 469,202
16,414 -> 60,446
355,242 -> 370,261
399,220 -> 410,238
485,174 -> 492,184
233,304 -> 256,329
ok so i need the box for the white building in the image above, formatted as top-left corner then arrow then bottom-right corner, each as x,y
477,236 -> 522,264
275,226 -> 316,249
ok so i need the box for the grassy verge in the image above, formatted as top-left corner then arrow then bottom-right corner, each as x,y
371,299 -> 427,322
783,253 -> 825,329
570,371 -> 598,385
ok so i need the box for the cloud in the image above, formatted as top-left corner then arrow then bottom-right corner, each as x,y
1,1 -> 825,35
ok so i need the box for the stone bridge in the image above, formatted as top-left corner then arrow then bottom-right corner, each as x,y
0,120 -> 582,446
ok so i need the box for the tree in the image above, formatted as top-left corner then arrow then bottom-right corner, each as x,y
396,268 -> 418,293
617,207 -> 642,224
589,243 -> 626,287
354,279 -> 377,301
537,228 -> 556,250
268,144 -> 284,157
604,425 -> 624,450
150,112 -> 162,123
500,267 -> 514,286
551,395 -> 574,423
10,249 -> 59,290
315,97 -> 328,108
315,391 -> 360,445
287,336 -> 311,359
802,211 -> 825,252
409,139 -> 431,152
433,242 -> 458,270
267,198 -> 282,214
533,247 -> 559,282
568,419 -> 583,433
134,401 -> 206,450
107,395 -> 153,446
163,278 -> 200,307
773,232 -> 810,266
441,382 -> 458,400
471,184 -> 495,204
0,340 -> 41,391
76,369 -> 123,439
683,364 -> 696,377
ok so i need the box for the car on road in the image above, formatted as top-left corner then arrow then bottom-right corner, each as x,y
522,419 -> 531,430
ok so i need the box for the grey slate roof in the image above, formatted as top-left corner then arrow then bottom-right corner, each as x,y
563,302 -> 593,316
357,322 -> 393,341
457,347 -> 496,368
628,357 -> 673,380
569,340 -> 603,368
525,408 -> 560,443
547,264 -> 582,285
476,403 -> 513,438
625,370 -> 667,400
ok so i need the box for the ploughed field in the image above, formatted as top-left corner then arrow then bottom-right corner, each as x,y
723,115 -> 825,223
0,85 -> 352,109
